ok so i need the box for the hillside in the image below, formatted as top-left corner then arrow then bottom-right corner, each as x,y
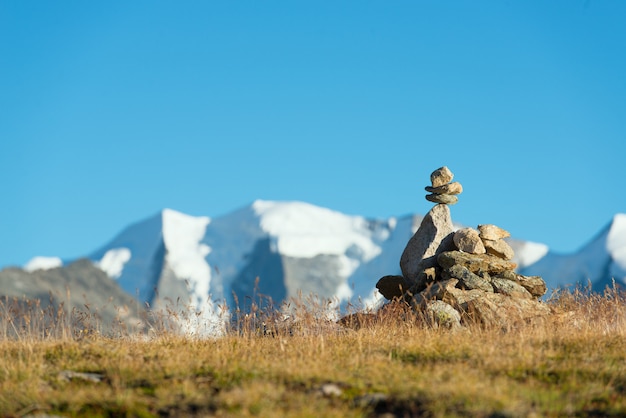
0,259 -> 143,334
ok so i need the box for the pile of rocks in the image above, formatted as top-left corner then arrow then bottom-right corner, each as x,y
376,166 -> 549,329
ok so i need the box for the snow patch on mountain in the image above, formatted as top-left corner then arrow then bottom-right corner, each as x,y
88,212 -> 164,303
345,215 -> 417,309
607,214 -> 626,282
521,213 -> 626,289
203,204 -> 266,300
162,209 -> 212,308
253,200 -> 383,262
24,256 -> 63,272
513,241 -> 549,269
96,248 -> 131,278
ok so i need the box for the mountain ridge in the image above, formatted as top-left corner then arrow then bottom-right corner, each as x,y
17,201 -> 626,318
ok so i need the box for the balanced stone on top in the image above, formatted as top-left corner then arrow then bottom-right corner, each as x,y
426,167 -> 462,206
430,166 -> 454,187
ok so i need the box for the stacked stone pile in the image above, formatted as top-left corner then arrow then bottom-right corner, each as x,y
376,166 -> 549,329
425,166 -> 463,205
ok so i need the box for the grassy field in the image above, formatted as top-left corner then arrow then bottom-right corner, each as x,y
1,288 -> 626,417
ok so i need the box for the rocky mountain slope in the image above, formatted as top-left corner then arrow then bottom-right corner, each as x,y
0,259 -> 143,332
520,214 -> 626,291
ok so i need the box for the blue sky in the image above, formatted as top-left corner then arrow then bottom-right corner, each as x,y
1,1 -> 625,268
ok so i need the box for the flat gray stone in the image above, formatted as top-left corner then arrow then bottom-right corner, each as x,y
425,193 -> 458,205
437,251 -> 517,274
483,238 -> 515,260
444,264 -> 493,292
430,166 -> 454,187
425,181 -> 463,195
495,270 -> 547,297
453,228 -> 486,254
400,204 -> 455,283
491,278 -> 533,299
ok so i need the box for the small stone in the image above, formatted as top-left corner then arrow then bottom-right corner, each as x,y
425,182 -> 463,195
426,193 -> 458,205
496,270 -> 547,298
482,239 -> 515,260
400,204 -> 456,283
478,224 -> 511,240
491,278 -> 533,299
320,383 -> 343,397
437,251 -> 517,275
430,166 -> 454,187
376,275 -> 410,300
425,300 -> 462,330
58,370 -> 104,383
453,228 -> 486,254
444,264 -> 493,293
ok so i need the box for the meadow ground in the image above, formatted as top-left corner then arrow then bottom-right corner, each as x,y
1,287 -> 625,418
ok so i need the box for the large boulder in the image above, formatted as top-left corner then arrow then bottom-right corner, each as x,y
400,204 -> 455,284
463,293 -> 550,327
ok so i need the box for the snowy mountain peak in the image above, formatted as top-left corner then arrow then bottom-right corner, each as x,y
607,214 -> 626,255
160,208 -> 212,308
252,199 -> 387,261
606,213 -> 626,281
520,213 -> 626,290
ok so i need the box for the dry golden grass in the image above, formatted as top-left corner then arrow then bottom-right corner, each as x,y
1,287 -> 625,417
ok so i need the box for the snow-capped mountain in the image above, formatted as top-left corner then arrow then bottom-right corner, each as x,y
87,201 -> 403,313
520,214 -> 626,291
21,201 -> 626,320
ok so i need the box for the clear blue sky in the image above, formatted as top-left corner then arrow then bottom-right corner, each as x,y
1,1 -> 625,268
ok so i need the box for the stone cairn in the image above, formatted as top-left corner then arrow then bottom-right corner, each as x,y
376,166 -> 549,329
